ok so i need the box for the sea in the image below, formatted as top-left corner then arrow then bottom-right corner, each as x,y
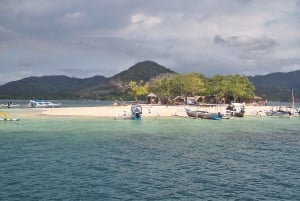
1,100 -> 300,200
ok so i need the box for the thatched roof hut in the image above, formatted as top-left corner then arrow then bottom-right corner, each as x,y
147,92 -> 158,104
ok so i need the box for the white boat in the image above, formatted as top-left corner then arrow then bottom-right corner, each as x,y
115,104 -> 143,120
226,103 -> 245,117
0,102 -> 21,108
28,100 -> 62,108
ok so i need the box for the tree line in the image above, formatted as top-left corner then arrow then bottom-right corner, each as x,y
128,73 -> 255,104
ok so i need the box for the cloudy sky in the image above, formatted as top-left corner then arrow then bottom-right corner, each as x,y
1,0 -> 300,84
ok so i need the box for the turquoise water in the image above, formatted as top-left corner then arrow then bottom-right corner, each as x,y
1,116 -> 300,200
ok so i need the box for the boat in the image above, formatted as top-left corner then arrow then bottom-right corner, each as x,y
115,104 -> 143,120
185,108 -> 222,120
0,102 -> 21,108
265,90 -> 296,118
0,111 -> 20,121
28,100 -> 62,108
131,104 -> 143,120
265,107 -> 292,118
226,103 -> 245,117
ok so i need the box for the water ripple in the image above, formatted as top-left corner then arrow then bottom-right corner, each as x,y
1,118 -> 300,200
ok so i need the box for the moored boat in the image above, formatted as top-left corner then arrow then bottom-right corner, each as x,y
226,103 -> 245,117
0,102 -> 21,108
115,104 -> 143,120
265,107 -> 292,118
28,100 -> 62,108
131,104 -> 142,120
185,108 -> 222,120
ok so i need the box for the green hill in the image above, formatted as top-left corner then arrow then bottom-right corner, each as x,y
1,60 -> 299,101
0,75 -> 107,99
249,70 -> 300,101
110,61 -> 175,82
0,61 -> 175,99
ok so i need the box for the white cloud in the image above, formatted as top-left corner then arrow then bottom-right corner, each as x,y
130,13 -> 161,27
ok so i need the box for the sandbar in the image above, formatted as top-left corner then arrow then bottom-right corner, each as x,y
39,105 -> 272,118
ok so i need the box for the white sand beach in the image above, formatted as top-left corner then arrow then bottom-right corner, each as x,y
37,104 -> 273,118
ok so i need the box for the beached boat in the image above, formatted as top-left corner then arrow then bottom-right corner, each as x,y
115,104 -> 143,120
131,104 -> 142,120
28,100 -> 62,108
226,103 -> 245,117
185,108 -> 222,120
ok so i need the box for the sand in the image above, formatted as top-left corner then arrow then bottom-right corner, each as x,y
3,104 -> 294,120
36,104 -> 274,118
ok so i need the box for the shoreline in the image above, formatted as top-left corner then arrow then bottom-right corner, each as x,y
1,104 -> 297,120
5,105 -> 276,118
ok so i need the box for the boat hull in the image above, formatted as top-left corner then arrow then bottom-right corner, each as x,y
185,109 -> 222,120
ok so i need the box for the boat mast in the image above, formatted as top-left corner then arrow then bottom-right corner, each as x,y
292,89 -> 295,115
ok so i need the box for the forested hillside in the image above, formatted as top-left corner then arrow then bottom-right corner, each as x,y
249,70 -> 300,101
0,61 -> 174,99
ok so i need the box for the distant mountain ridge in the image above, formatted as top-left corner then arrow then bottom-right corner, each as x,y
0,60 -> 299,100
0,75 -> 108,99
0,61 -> 175,99
249,70 -> 300,101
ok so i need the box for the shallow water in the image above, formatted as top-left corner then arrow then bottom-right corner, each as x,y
1,116 -> 300,200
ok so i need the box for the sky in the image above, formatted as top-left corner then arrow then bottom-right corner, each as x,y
1,0 -> 300,84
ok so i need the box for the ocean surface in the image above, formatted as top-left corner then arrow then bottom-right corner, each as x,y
0,114 -> 299,200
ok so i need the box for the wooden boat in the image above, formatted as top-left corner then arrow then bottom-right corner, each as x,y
185,108 -> 222,120
265,108 -> 292,118
265,90 -> 295,118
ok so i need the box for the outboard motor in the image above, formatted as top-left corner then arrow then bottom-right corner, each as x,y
131,104 -> 142,120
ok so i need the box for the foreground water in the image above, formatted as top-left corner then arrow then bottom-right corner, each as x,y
1,116 -> 299,200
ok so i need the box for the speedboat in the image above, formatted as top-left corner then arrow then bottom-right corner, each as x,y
226,103 -> 245,117
115,104 -> 143,120
0,102 -> 21,108
28,100 -> 62,108
131,104 -> 142,120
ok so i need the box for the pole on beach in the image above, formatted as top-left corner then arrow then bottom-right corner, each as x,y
292,89 -> 295,115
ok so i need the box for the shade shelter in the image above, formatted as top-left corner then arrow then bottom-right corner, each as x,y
173,96 -> 185,105
147,92 -> 158,104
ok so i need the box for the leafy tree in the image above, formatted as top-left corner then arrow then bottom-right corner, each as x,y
225,75 -> 255,102
148,73 -> 206,102
180,73 -> 206,97
148,74 -> 175,100
128,80 -> 149,101
137,72 -> 255,104
207,75 -> 228,97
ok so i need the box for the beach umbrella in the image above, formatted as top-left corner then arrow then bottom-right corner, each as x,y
147,92 -> 157,98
